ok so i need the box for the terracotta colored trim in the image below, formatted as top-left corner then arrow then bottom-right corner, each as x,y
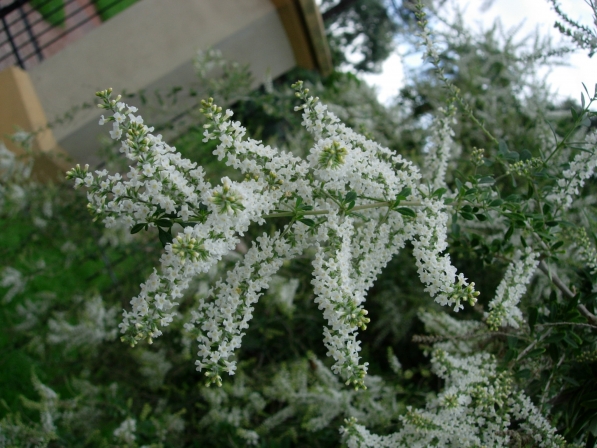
271,0 -> 316,71
0,65 -> 72,182
296,0 -> 333,77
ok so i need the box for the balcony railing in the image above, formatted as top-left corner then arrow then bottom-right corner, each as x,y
0,0 -> 130,71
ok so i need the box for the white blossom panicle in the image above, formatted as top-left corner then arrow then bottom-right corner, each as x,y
0,266 -> 25,303
418,309 -> 484,354
68,84 -> 478,389
47,295 -> 118,353
411,198 -> 479,311
423,107 -> 457,191
387,347 -> 402,374
113,417 -> 136,445
486,248 -> 539,330
30,373 -> 59,435
266,275 -> 300,317
341,349 -> 566,448
548,131 -> 597,210
311,215 -> 371,387
192,230 -> 306,387
572,227 -> 597,274
134,348 -> 173,390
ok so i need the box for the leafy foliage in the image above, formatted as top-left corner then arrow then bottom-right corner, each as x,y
2,0 -> 597,446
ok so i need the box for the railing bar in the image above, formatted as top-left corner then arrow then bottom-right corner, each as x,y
21,0 -> 121,60
0,0 -> 27,18
4,0 -> 92,44
1,0 -> 132,69
0,13 -> 24,68
3,0 -> 72,30
18,3 -> 43,62
26,0 -> 125,58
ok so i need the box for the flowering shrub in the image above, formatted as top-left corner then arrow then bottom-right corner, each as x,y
67,80 -> 482,391
3,1 -> 597,446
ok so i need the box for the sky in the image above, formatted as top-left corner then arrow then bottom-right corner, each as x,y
359,0 -> 597,105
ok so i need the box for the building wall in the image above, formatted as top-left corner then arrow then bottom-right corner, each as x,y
26,0 -> 296,166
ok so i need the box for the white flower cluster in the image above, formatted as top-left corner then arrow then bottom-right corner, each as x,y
423,107 -> 456,191
68,83 -> 478,389
548,131 -> 597,210
572,227 -> 597,275
133,348 -> 173,390
0,266 -> 25,303
341,348 -> 566,448
47,295 -> 118,353
418,308 -> 484,354
486,248 -> 539,330
191,230 -> 305,386
113,417 -> 136,445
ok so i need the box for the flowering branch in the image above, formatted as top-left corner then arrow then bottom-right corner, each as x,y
66,82 -> 479,389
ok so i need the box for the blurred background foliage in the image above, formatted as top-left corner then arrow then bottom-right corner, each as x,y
2,0 -> 597,446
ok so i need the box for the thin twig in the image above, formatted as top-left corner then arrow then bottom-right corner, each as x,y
540,353 -> 565,411
537,260 -> 574,299
263,199 -> 453,219
516,328 -> 552,362
536,322 -> 597,330
538,260 -> 597,327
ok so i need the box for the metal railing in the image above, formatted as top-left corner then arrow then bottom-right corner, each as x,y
0,0 -> 129,70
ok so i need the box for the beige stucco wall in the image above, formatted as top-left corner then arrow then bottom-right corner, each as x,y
27,0 -> 297,166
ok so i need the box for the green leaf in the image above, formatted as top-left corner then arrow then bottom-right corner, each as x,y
545,333 -> 565,344
551,241 -> 564,250
489,199 -> 503,207
299,218 -> 315,227
504,348 -> 518,363
528,307 -> 538,333
506,151 -> 519,162
131,223 -> 146,234
158,227 -> 173,248
455,178 -> 463,192
525,182 -> 534,200
345,191 -> 357,203
557,220 -> 576,228
580,399 -> 597,410
432,187 -> 447,198
504,226 -> 514,241
155,219 -> 173,228
460,212 -> 475,221
570,331 -> 583,345
498,140 -> 509,155
398,187 -> 412,199
396,207 -> 416,218
523,348 -> 545,359
478,176 -> 495,185
515,369 -> 531,379
563,333 -> 579,348
475,214 -> 487,221
520,149 -> 533,161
